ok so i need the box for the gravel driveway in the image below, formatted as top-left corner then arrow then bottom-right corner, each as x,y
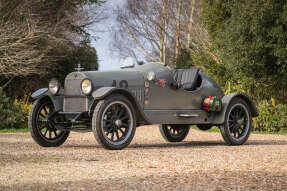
0,125 -> 287,191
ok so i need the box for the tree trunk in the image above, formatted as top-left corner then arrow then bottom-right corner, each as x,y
160,0 -> 169,66
187,0 -> 196,49
175,0 -> 182,67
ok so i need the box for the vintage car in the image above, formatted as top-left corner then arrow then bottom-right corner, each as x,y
29,59 -> 259,150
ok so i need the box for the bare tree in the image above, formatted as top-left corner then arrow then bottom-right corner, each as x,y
0,0 -> 102,88
113,0 -> 167,64
112,0 -> 215,68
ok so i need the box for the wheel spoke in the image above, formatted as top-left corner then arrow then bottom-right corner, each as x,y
111,131 -> 115,141
238,109 -> 243,118
44,106 -> 49,115
105,123 -> 111,128
104,119 -> 112,122
53,129 -> 58,137
238,128 -> 243,136
120,114 -> 129,121
115,105 -> 119,116
119,128 -> 125,134
234,107 -> 239,118
43,129 -> 48,137
39,113 -> 46,119
230,113 -> 234,120
118,108 -> 125,118
230,124 -> 234,131
121,122 -> 128,127
175,129 -> 179,135
115,130 -> 120,140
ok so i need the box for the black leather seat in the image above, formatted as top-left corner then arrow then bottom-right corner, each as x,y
173,68 -> 200,91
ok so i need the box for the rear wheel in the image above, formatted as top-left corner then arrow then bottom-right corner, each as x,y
92,94 -> 136,150
28,98 -> 70,147
220,98 -> 252,145
159,124 -> 190,142
197,124 -> 213,131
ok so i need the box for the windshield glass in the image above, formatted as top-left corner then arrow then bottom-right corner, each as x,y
120,57 -> 137,69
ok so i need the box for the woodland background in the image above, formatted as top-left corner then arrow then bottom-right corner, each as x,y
0,0 -> 286,132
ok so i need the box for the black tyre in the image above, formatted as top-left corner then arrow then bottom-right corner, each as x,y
220,98 -> 252,145
159,124 -> 190,142
28,98 -> 70,147
92,94 -> 136,150
197,124 -> 213,131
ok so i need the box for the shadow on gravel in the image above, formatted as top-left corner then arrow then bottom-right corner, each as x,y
1,170 -> 286,191
60,140 -> 287,150
128,140 -> 287,149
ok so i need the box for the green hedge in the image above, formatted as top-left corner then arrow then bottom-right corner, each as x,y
253,100 -> 287,132
1,87 -> 286,132
0,88 -> 26,129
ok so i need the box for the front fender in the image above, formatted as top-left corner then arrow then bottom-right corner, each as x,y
31,88 -> 49,99
91,87 -> 118,100
91,87 -> 150,125
212,93 -> 258,124
31,88 -> 64,111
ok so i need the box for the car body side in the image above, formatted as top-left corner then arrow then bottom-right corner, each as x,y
31,63 -> 258,126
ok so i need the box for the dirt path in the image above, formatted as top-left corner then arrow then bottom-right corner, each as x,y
0,126 -> 287,191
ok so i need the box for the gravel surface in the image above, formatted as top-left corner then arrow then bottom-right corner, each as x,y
0,125 -> 287,191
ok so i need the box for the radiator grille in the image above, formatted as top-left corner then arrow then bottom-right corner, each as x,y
64,78 -> 87,112
64,79 -> 82,95
63,97 -> 88,112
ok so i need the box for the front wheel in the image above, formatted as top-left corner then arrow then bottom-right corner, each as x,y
28,98 -> 70,147
220,98 -> 252,145
159,124 -> 190,142
92,94 -> 136,150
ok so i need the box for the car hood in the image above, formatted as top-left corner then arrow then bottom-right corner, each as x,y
65,70 -> 145,89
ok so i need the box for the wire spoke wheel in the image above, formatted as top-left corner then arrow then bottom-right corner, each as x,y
36,102 -> 64,141
92,94 -> 136,150
159,124 -> 190,142
29,99 -> 70,147
220,98 -> 252,145
227,104 -> 250,140
197,124 -> 213,131
166,125 -> 186,137
228,105 -> 248,139
102,102 -> 132,144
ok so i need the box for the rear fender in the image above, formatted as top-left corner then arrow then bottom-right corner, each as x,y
31,88 -> 64,111
213,93 -> 258,124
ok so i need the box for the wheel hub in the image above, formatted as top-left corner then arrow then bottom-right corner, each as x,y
114,119 -> 122,127
236,119 -> 243,126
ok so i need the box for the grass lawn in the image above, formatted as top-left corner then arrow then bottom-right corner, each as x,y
0,128 -> 30,133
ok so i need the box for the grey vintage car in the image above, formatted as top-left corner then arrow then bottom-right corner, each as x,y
29,60 -> 258,150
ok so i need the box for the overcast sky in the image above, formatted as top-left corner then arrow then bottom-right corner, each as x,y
90,0 -> 126,71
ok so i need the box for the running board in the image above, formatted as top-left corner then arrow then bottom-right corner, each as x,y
176,114 -> 199,118
144,110 -> 210,124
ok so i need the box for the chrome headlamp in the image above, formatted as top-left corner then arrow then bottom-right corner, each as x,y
48,79 -> 60,95
81,79 -> 92,95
